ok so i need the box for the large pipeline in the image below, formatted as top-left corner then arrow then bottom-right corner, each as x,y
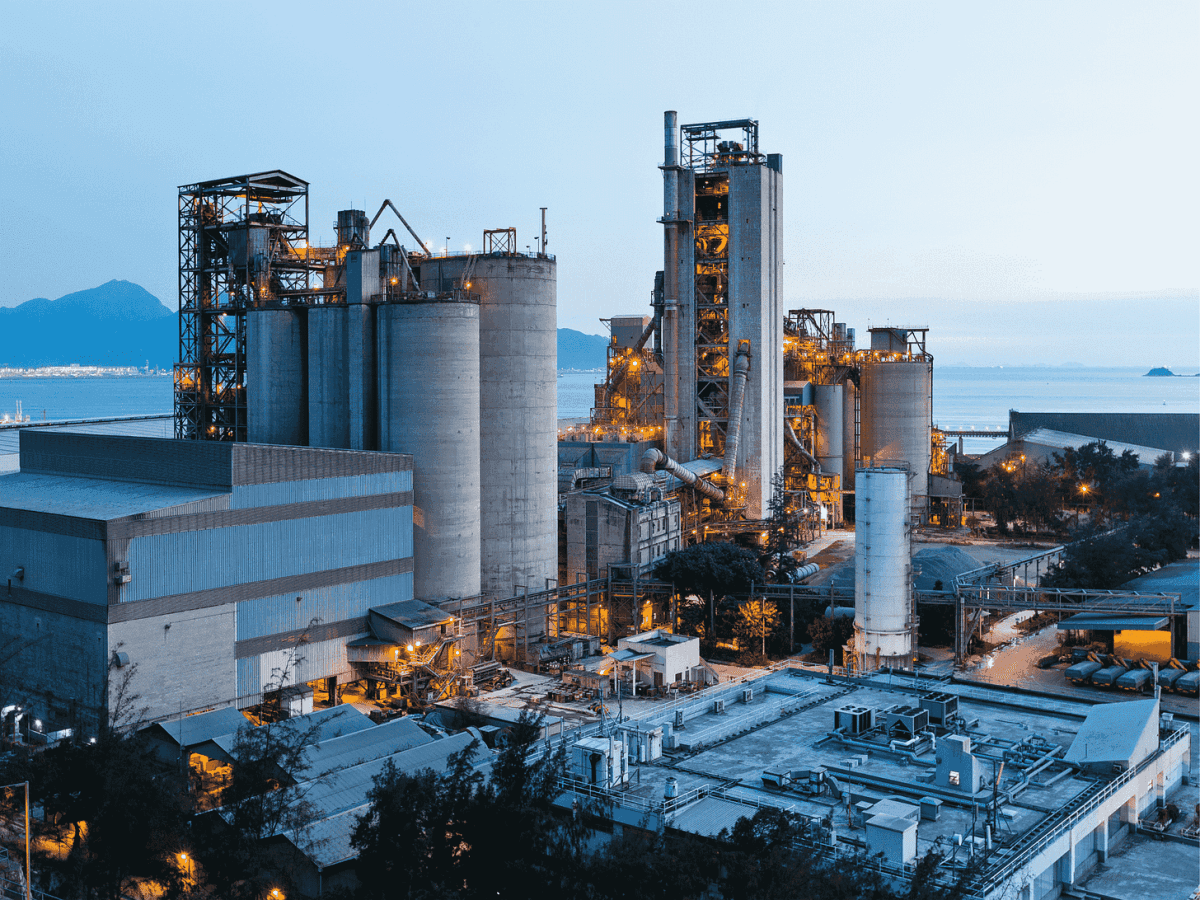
641,448 -> 724,501
786,420 -> 821,473
722,341 -> 752,483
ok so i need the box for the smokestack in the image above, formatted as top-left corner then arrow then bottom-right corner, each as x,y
664,110 -> 678,166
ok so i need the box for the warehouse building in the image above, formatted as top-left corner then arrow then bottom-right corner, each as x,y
0,431 -> 414,733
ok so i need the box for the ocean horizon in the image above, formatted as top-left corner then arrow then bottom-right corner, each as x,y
3,366 -> 1196,456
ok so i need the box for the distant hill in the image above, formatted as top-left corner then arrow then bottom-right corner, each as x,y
557,328 -> 608,370
0,280 -> 176,368
1,280 -> 611,373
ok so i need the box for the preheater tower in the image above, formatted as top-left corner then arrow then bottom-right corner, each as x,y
661,113 -> 783,518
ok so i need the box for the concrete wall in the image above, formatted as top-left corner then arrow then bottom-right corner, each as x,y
108,603 -> 237,719
0,602 -> 106,736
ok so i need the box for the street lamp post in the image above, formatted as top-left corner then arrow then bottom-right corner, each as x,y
1,781 -> 32,900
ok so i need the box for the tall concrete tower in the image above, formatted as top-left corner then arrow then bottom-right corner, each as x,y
660,113 -> 783,519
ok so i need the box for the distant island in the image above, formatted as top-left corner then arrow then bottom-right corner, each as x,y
1144,367 -> 1197,377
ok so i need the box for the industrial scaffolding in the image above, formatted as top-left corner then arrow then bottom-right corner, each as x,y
175,171 -> 315,441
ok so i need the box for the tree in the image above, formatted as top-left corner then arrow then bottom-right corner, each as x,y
809,614 -> 855,663
31,731 -> 189,900
653,542 -> 765,598
655,542 -> 765,648
764,470 -> 799,582
734,597 -> 781,664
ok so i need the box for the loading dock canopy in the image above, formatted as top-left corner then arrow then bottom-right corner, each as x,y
1058,615 -> 1170,632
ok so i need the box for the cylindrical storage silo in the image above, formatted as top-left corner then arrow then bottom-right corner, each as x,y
858,360 -> 931,517
814,383 -> 844,521
247,307 -> 307,445
813,383 -> 844,474
378,297 -> 481,602
854,467 -> 912,671
473,256 -> 558,599
842,379 -> 858,493
307,305 -> 350,449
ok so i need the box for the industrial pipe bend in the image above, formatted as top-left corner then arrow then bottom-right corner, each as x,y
722,342 -> 752,483
640,448 -> 724,501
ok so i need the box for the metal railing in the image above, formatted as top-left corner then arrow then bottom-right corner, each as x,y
966,726 -> 1190,898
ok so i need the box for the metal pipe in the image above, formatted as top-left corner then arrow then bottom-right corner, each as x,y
722,341 -> 751,483
641,448 -> 724,501
786,420 -> 821,473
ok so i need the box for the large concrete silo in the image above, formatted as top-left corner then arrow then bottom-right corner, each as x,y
378,297 -> 481,602
859,360 -> 931,516
472,256 -> 558,598
247,307 -> 307,445
854,466 -> 912,671
307,305 -> 350,449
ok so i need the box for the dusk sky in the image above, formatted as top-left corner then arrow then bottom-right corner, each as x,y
2,1 -> 1197,367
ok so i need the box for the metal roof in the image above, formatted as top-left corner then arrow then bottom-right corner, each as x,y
1058,614 -> 1170,632
293,731 -> 483,821
0,472 -> 228,519
1017,428 -> 1171,465
1009,411 -> 1198,455
370,599 -> 454,631
669,796 -> 758,837
147,707 -> 249,749
1063,699 -> 1159,768
0,416 -> 175,473
1122,559 -> 1199,610
610,649 -> 654,663
303,716 -> 434,776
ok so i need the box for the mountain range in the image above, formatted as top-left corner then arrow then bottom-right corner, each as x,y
0,281 -> 610,371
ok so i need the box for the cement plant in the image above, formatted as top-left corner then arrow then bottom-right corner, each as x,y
1,113 -> 1197,900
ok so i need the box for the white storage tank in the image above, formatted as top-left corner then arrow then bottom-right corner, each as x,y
854,466 -> 912,671
378,296 -> 481,602
859,360 -> 931,516
247,307 -> 307,445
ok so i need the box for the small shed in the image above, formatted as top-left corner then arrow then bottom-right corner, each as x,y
368,600 -> 454,647
1064,699 -> 1160,773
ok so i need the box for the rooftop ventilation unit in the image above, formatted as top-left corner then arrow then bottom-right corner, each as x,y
919,692 -> 958,726
713,698 -> 726,715
742,688 -> 754,703
835,705 -> 876,735
885,706 -> 930,739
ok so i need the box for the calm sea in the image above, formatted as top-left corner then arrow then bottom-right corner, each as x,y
3,368 -> 1196,454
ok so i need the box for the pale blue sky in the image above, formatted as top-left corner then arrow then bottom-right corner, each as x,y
2,1 -> 1196,366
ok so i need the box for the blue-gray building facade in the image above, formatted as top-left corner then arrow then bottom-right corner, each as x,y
0,432 -> 413,734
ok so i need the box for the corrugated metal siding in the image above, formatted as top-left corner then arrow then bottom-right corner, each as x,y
237,656 -> 261,703
126,507 -> 413,601
230,471 -> 412,509
236,573 -> 413,641
0,525 -> 107,604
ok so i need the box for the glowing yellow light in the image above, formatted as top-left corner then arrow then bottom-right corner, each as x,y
406,644 -> 414,652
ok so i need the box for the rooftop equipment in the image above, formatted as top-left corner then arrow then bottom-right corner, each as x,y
919,692 -> 959,727
885,706 -> 929,739
835,705 -> 875,735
